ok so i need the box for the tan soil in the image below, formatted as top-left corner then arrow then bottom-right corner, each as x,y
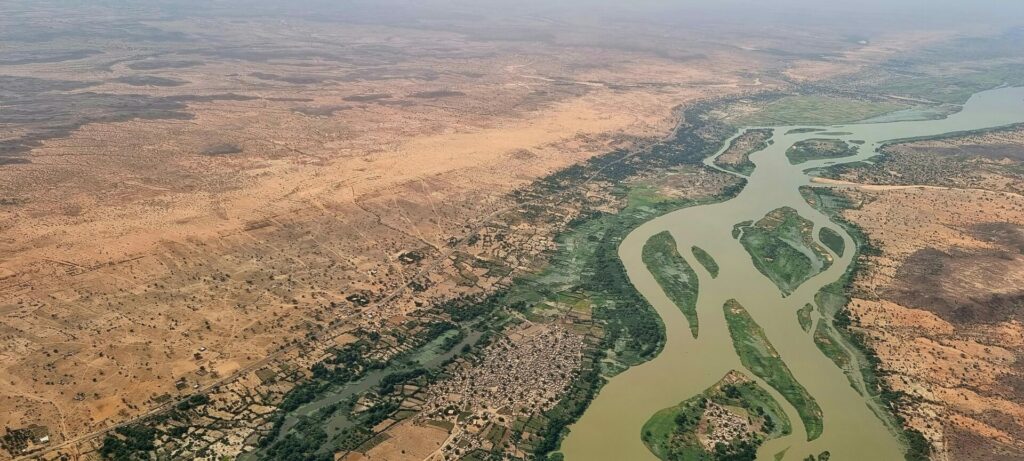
837,184 -> 1024,460
0,12 -> 774,448
345,421 -> 449,461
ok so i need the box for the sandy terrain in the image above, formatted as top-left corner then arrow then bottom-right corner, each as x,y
0,8 -> 783,452
835,180 -> 1024,459
343,421 -> 449,461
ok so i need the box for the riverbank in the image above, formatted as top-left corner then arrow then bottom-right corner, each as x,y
800,186 -> 930,461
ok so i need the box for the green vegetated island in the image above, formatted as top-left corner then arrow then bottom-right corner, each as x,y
643,231 -> 701,338
796,303 -> 814,333
736,207 -> 833,296
691,246 -> 720,278
713,128 -> 774,176
816,131 -> 853,136
813,322 -> 851,375
723,300 -> 823,441
641,370 -> 791,461
817,227 -> 845,257
785,139 -> 858,165
784,128 -> 823,135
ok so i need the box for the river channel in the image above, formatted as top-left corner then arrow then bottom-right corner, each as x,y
561,87 -> 1024,460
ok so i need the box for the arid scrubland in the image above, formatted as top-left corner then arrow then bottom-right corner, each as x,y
0,1 -> 797,455
827,127 -> 1024,195
818,127 -> 1024,460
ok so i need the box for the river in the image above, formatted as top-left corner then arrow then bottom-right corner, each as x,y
560,87 -> 1024,460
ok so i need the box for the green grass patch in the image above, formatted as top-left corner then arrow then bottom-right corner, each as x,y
485,424 -> 507,447
813,280 -> 847,319
818,227 -> 845,257
723,299 -> 823,441
730,95 -> 907,126
641,370 -> 791,461
738,207 -> 832,296
797,303 -> 814,333
866,62 -> 1024,105
813,321 -> 852,373
643,231 -> 701,338
691,246 -> 719,278
786,139 -> 858,165
802,450 -> 833,461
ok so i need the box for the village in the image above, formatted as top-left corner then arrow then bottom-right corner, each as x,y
416,323 -> 587,459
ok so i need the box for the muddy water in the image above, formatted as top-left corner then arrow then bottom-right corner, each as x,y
561,87 -> 1024,460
